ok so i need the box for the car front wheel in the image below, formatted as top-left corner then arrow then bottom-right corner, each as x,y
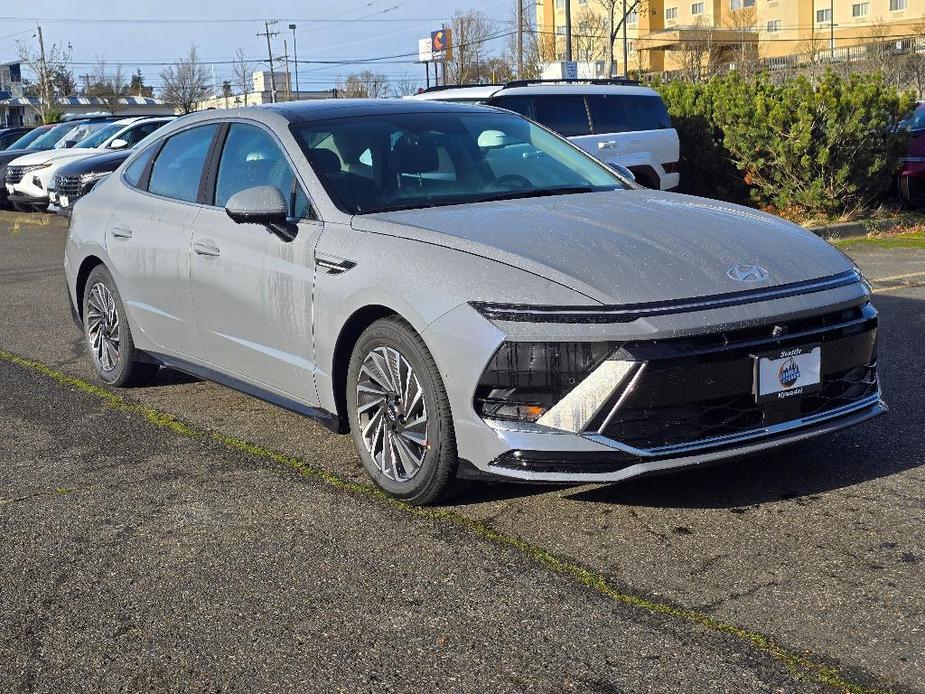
346,316 -> 460,505
82,264 -> 158,387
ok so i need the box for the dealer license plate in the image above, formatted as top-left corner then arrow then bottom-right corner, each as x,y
756,345 -> 822,402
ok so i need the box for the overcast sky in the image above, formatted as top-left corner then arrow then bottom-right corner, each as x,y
0,0 -> 515,94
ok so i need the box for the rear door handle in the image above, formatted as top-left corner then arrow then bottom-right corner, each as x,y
110,226 -> 133,239
597,140 -> 619,151
193,241 -> 221,257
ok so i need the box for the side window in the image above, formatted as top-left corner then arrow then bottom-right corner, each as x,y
119,122 -> 162,147
123,144 -> 158,188
588,95 -> 671,133
533,96 -> 591,137
148,124 -> 219,202
214,123 -> 312,219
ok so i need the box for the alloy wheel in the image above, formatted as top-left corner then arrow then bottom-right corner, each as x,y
86,282 -> 121,372
356,346 -> 428,482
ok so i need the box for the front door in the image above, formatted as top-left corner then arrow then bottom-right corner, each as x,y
106,124 -> 219,359
190,122 -> 323,404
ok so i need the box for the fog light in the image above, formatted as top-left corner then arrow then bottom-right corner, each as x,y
473,341 -> 618,422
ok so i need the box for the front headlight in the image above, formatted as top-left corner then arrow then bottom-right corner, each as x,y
473,341 -> 618,422
79,171 -> 109,184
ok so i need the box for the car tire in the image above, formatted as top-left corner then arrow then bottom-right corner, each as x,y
346,316 -> 460,505
82,264 -> 158,387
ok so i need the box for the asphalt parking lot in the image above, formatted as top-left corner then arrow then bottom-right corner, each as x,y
1,210 -> 923,693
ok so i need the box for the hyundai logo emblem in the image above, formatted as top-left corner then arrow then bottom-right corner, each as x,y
727,265 -> 769,282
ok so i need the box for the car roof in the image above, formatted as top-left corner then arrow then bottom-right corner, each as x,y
407,85 -> 503,101
178,99 -> 492,126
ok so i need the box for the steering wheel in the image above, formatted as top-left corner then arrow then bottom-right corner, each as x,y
486,174 -> 532,191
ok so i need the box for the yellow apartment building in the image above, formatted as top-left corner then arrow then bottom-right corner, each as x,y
538,0 -> 925,73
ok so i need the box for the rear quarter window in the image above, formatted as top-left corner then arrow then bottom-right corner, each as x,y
586,94 -> 672,133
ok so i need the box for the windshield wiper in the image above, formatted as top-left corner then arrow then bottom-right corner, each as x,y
471,186 -> 603,204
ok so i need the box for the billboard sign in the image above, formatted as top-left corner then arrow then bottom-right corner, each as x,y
418,38 -> 434,62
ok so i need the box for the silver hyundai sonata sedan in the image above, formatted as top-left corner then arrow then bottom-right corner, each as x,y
64,100 -> 884,504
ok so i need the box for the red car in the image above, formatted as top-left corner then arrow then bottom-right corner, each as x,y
898,101 -> 925,207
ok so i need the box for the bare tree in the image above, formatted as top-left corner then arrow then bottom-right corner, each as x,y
675,16 -> 718,81
337,71 -> 390,98
16,36 -> 73,123
505,2 -> 543,79
390,72 -> 421,97
723,7 -> 759,78
232,48 -> 255,105
160,45 -> 210,114
573,7 -> 609,63
447,10 -> 497,84
594,0 -> 649,76
89,57 -> 129,114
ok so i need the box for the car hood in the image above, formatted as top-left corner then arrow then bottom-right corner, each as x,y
56,149 -> 131,176
354,189 -> 854,305
7,148 -> 101,166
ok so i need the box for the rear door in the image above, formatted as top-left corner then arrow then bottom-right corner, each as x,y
189,121 -> 323,404
582,94 -> 678,181
105,124 -> 219,359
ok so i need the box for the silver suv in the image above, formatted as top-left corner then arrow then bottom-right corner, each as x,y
410,80 -> 680,190
65,100 -> 883,504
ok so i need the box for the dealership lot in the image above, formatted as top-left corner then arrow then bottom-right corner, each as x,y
1,211 -> 923,692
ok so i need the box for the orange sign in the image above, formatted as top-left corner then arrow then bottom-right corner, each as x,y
430,29 -> 453,61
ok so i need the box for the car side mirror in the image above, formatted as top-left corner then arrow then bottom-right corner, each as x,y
608,163 -> 636,184
224,186 -> 289,226
109,138 -> 128,150
62,139 -> 78,149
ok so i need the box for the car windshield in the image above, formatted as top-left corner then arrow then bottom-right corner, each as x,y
898,103 -> 925,133
6,127 -> 49,150
56,122 -> 110,149
27,122 -> 84,150
75,123 -> 123,148
293,110 -> 625,215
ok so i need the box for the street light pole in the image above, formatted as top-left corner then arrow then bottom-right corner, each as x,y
516,0 -> 524,78
289,24 -> 299,98
622,0 -> 628,76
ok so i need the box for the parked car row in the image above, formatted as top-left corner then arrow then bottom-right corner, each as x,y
898,101 -> 925,208
2,115 -> 174,214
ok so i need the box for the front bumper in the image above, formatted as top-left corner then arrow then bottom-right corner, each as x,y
424,276 -> 883,483
6,191 -> 49,209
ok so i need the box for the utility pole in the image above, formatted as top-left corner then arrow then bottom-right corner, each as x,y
289,24 -> 299,98
516,0 -> 524,78
829,0 -> 835,55
36,24 -> 49,120
258,20 -> 279,103
622,0 -> 628,77
283,40 -> 291,101
79,73 -> 91,94
564,0 -> 573,63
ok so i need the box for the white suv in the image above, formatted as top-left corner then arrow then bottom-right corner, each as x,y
410,81 -> 680,190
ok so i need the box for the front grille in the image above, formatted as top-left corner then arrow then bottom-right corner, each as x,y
54,174 -> 83,199
6,165 -> 29,184
602,363 -> 877,449
594,304 -> 879,450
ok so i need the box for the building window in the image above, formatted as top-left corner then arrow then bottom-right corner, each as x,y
889,0 -> 905,10
743,0 -> 755,6
816,7 -> 831,22
555,25 -> 566,34
665,6 -> 678,19
691,1 -> 704,14
578,0 -> 587,5
555,0 -> 564,9
766,19 -> 781,32
627,10 -> 638,23
852,2 -> 868,16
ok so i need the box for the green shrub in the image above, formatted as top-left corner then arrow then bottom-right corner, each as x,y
654,71 -> 915,217
653,79 -> 749,204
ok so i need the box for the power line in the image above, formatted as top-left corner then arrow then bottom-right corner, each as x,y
0,15 -> 449,25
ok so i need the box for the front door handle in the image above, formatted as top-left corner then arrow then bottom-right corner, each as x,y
597,140 -> 619,151
193,241 -> 221,257
110,226 -> 133,239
